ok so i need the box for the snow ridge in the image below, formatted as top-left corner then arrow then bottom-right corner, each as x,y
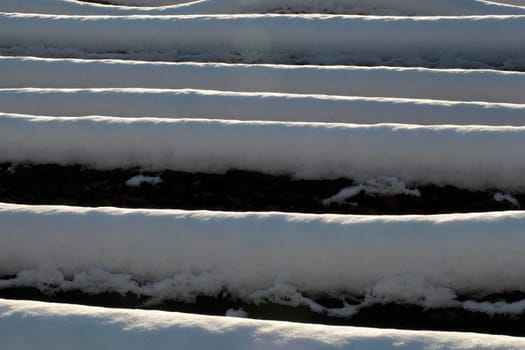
3,0 -> 525,16
2,203 -> 525,314
3,114 -> 525,190
3,88 -> 525,125
2,13 -> 525,69
2,298 -> 525,350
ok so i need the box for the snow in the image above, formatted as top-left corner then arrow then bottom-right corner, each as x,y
3,0 -> 525,16
463,299 -> 525,315
2,203 -> 525,315
2,299 -> 524,350
493,192 -> 520,207
225,308 -> 248,318
4,57 -> 525,104
3,88 -> 525,125
3,0 -> 525,342
2,114 -> 525,190
2,13 -> 525,68
323,177 -> 420,206
100,0 -> 193,6
125,175 -> 163,187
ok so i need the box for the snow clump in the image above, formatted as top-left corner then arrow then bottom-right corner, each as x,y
125,175 -> 163,187
323,176 -> 420,206
493,192 -> 520,208
225,308 -> 248,318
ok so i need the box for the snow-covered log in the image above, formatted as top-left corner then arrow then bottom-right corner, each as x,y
2,299 -> 524,350
2,0 -> 525,16
2,57 -> 525,104
2,88 -> 525,125
2,114 -> 525,190
2,14 -> 525,68
2,204 -> 525,312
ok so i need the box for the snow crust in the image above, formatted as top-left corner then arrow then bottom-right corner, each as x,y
2,14 -> 525,68
2,88 -> 525,125
3,57 -> 525,103
2,114 -> 525,190
3,0 -> 525,16
2,203 -> 525,315
2,299 -> 524,350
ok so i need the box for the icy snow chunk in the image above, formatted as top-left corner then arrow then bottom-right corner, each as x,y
225,308 -> 248,318
323,176 -> 420,206
125,175 -> 163,187
493,192 -> 520,208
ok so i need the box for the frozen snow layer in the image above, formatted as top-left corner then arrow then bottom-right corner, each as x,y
2,88 -> 525,125
2,14 -> 525,68
2,113 -> 525,190
3,204 -> 525,311
3,0 -> 525,16
3,57 -> 525,104
2,300 -> 524,350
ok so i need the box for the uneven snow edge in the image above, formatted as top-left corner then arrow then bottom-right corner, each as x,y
2,14 -> 525,68
2,203 -> 525,314
1,299 -> 525,350
2,113 -> 525,190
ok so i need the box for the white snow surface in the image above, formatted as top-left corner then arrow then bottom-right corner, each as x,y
2,204 -> 525,313
2,88 -> 525,125
3,0 -> 525,16
2,114 -> 525,190
2,299 -> 524,350
2,14 -> 525,68
2,57 -> 525,104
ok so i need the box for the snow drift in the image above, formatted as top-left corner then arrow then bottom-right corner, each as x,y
3,57 -> 525,103
2,204 -> 525,314
3,0 -> 525,16
2,88 -> 525,125
2,114 -> 525,190
2,13 -> 525,68
2,299 -> 524,350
